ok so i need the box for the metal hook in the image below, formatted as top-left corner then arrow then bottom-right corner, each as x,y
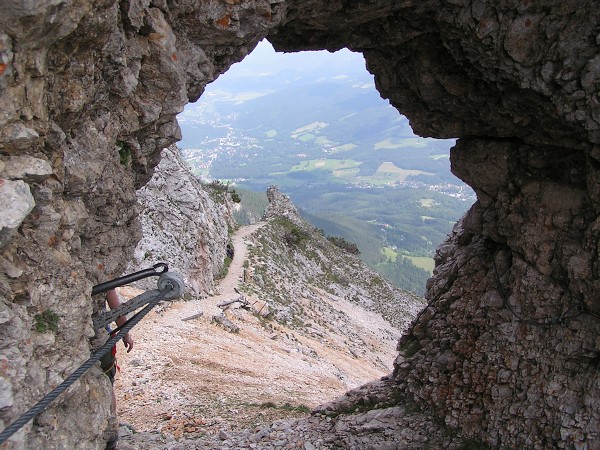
152,262 -> 169,274
91,262 -> 170,296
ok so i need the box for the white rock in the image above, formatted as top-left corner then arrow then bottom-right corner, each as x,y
4,123 -> 40,150
3,156 -> 52,179
0,179 -> 35,245
0,376 -> 14,408
124,145 -> 232,297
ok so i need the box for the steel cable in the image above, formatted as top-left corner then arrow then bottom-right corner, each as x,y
0,285 -> 172,445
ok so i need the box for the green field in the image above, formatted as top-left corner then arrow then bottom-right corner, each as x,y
374,137 -> 429,150
406,256 -> 435,274
315,136 -> 333,145
291,121 -> 329,138
227,92 -> 269,102
333,167 -> 360,178
297,133 -> 316,142
331,143 -> 357,153
382,247 -> 398,262
376,162 -> 434,181
381,248 -> 434,273
362,175 -> 400,185
290,158 -> 361,172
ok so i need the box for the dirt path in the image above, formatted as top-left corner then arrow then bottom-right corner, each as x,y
200,221 -> 266,320
114,222 -> 398,439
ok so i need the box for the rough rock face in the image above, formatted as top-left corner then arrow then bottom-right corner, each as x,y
124,145 -> 233,298
394,139 -> 600,447
263,185 -> 303,226
1,0 -> 599,448
0,2 -> 280,448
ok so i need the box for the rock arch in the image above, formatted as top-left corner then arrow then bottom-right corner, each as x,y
0,1 -> 599,448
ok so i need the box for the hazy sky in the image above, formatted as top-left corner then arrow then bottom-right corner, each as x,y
236,39 -> 364,71
206,39 -> 372,90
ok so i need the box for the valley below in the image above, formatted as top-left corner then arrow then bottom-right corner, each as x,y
177,41 -> 475,295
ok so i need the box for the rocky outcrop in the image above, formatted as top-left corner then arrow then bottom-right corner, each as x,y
263,185 -> 303,226
124,145 -> 233,298
0,2 -> 280,448
393,139 -> 600,447
252,185 -> 424,331
1,0 -> 599,448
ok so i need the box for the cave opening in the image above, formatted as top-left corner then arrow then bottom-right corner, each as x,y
3,1 -> 599,448
111,39 -> 474,436
176,39 -> 475,296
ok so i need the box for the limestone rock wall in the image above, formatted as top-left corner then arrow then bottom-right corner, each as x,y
1,0 -> 599,448
124,145 -> 233,298
393,139 -> 600,447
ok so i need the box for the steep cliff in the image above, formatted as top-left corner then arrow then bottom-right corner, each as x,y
0,0 -> 599,448
124,144 -> 234,298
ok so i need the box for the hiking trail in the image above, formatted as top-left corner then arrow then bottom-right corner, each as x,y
114,221 -> 398,440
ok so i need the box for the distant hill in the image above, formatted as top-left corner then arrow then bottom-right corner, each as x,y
178,41 -> 475,294
299,209 -> 431,295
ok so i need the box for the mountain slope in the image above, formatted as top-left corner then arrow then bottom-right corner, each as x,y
116,187 -> 424,447
244,186 -> 424,331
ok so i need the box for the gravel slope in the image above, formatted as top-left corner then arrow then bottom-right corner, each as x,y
114,222 -> 400,442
